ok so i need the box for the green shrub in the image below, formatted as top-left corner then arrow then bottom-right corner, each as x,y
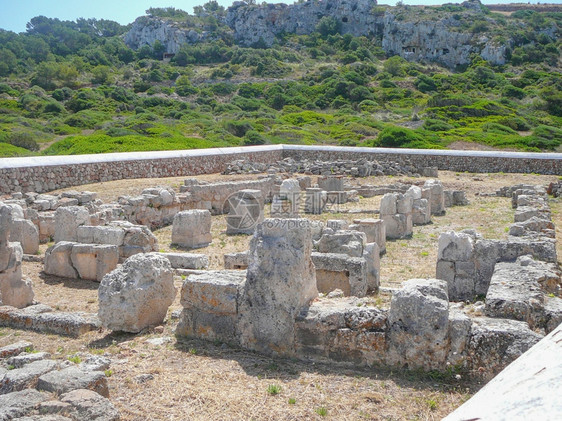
243,130 -> 265,145
224,120 -> 253,137
423,119 -> 453,132
0,142 -> 33,157
502,85 -> 526,100
6,132 -> 39,151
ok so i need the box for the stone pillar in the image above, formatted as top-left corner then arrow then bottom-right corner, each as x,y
238,218 -> 318,355
0,204 -> 34,308
349,218 -> 386,254
423,179 -> 446,216
380,193 -> 413,239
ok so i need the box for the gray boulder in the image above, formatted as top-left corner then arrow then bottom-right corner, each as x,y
98,254 -> 176,333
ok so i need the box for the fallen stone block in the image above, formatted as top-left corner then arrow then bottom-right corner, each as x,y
155,252 -> 209,270
0,341 -> 33,359
37,366 -> 109,398
0,389 -> 50,420
316,230 -> 366,257
0,359 -> 58,394
5,351 -> 51,369
60,388 -> 120,421
44,242 -> 79,279
98,254 -> 176,333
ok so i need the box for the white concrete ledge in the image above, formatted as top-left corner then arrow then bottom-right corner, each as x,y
444,323 -> 562,420
0,144 -> 560,169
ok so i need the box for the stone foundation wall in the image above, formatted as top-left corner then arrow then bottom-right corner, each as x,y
1,145 -> 560,195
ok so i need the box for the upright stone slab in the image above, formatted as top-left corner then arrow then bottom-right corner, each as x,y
10,219 -> 39,255
380,193 -> 413,239
54,206 -> 90,243
423,179 -> 445,216
238,218 -> 318,355
0,204 -> 34,308
318,175 -> 344,192
350,218 -> 386,254
171,210 -> 212,249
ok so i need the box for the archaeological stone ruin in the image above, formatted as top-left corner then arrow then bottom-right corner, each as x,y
0,146 -> 561,418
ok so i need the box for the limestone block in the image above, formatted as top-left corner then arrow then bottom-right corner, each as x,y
279,179 -> 301,203
38,212 -> 55,243
238,218 -> 318,355
54,206 -> 90,243
98,254 -> 176,333
70,244 -> 119,282
387,279 -> 450,370
10,218 -> 39,255
156,252 -> 209,270
318,175 -> 344,192
316,230 -> 366,257
412,198 -> 431,225
44,242 -> 79,279
224,251 -> 249,270
171,210 -> 212,249
37,366 -> 109,397
363,242 -> 380,292
379,193 -> 397,216
76,226 -> 125,246
0,242 -> 34,308
312,252 -> 367,297
382,213 -> 412,239
350,218 -> 386,254
438,231 -> 474,261
423,179 -> 445,216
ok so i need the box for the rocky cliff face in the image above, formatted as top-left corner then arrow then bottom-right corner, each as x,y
123,16 -> 210,54
225,0 -> 381,47
123,0 -> 512,69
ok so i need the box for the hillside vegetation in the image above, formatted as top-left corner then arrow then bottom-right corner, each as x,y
0,2 -> 561,157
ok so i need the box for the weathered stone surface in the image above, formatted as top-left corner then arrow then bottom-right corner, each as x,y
76,226 -> 125,247
223,251 -> 249,270
176,270 -> 245,343
0,359 -> 58,394
98,254 -> 176,333
0,341 -> 33,359
60,388 -> 120,421
467,317 -> 543,380
54,207 -> 90,243
445,323 -> 562,421
350,218 -> 386,254
363,242 -> 380,292
155,252 -> 209,270
0,389 -> 50,420
37,367 -> 109,398
312,252 -> 367,297
316,230 -> 366,258
5,352 -> 51,369
225,189 -> 264,235
171,210 -> 212,249
0,305 -> 101,337
0,242 -> 34,308
70,244 -> 119,282
387,279 -> 450,370
423,179 -> 445,216
295,297 -> 387,365
304,188 -> 327,214
238,218 -> 317,355
10,219 -> 39,255
44,243 -> 78,279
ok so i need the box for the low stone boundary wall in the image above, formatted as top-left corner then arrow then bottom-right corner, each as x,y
1,145 -> 560,195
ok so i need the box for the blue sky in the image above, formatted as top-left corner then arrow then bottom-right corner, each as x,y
0,0 -> 558,34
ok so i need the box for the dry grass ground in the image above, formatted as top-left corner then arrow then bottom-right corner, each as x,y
2,170 -> 561,420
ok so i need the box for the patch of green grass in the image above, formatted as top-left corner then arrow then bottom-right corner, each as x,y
67,355 -> 82,364
316,407 -> 328,416
267,384 -> 282,396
